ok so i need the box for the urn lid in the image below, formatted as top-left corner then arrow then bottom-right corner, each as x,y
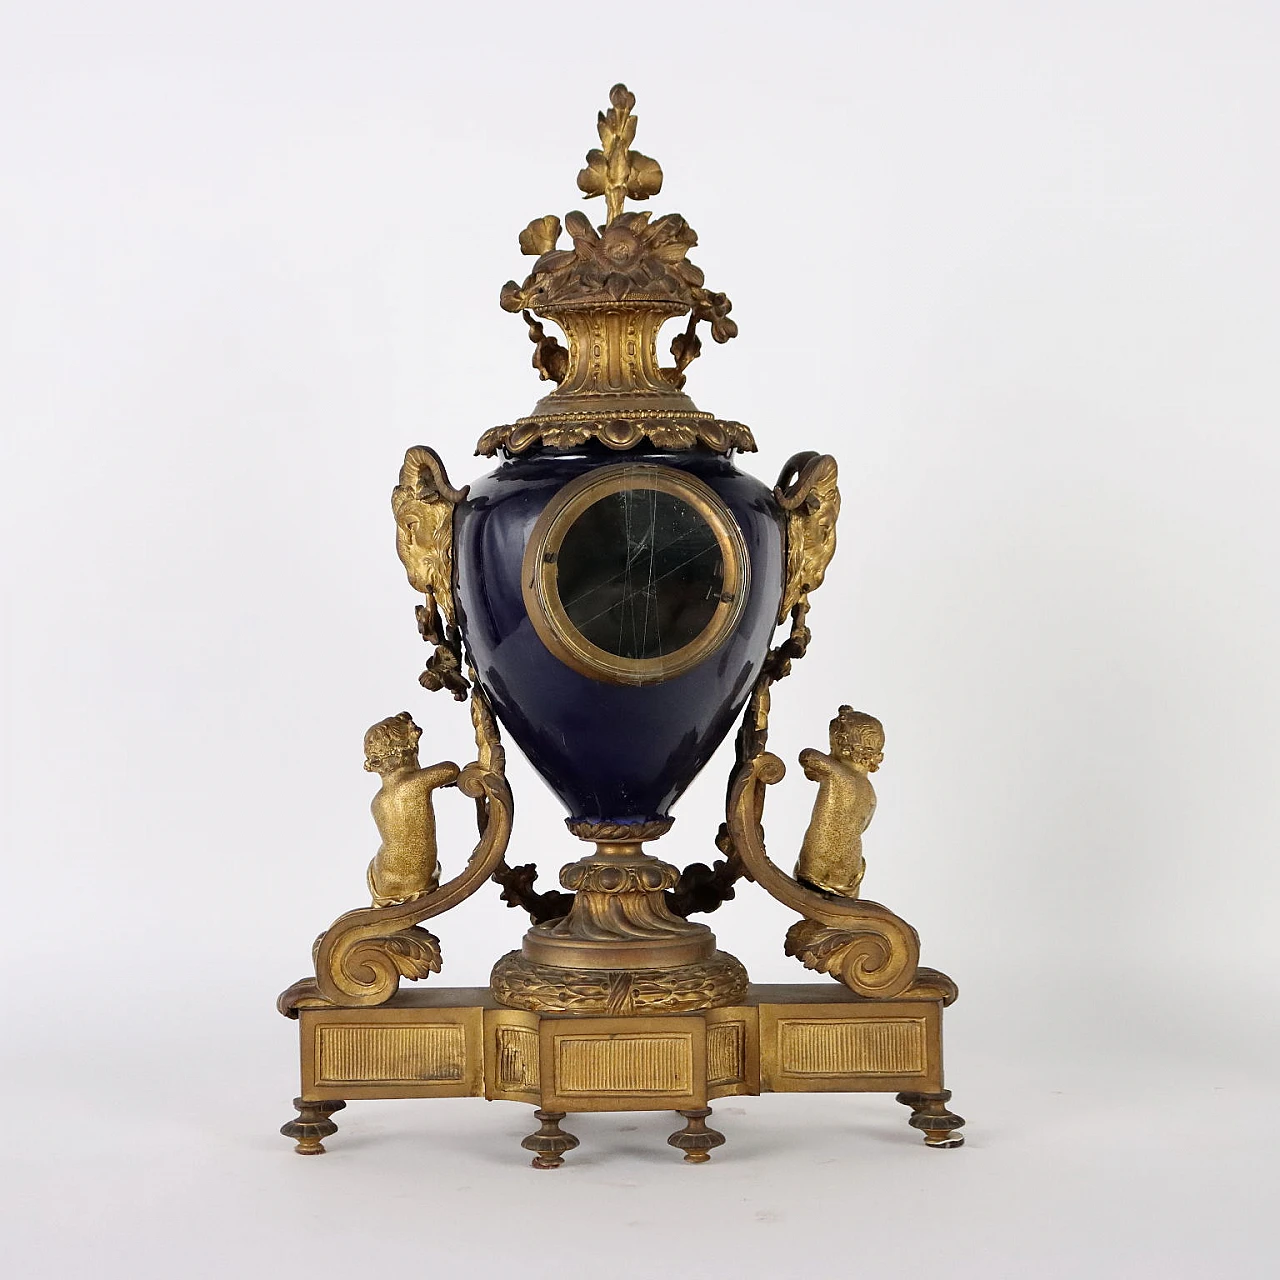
478,85 -> 755,459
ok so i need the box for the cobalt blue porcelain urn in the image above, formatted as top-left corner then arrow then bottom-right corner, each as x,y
455,442 -> 783,830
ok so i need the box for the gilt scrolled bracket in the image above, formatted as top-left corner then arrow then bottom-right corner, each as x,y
726,751 -> 921,1000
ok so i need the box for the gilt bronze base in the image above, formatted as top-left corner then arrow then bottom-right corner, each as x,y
274,82 -> 969,1173
281,983 -> 963,1165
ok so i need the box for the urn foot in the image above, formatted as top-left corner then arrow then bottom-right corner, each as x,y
489,949 -> 749,1015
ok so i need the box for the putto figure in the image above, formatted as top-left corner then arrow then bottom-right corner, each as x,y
794,707 -> 885,898
364,712 -> 460,907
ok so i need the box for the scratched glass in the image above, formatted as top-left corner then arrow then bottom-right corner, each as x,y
554,489 -> 725,661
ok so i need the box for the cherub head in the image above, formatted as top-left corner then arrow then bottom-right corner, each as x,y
829,706 -> 884,772
363,712 -> 422,775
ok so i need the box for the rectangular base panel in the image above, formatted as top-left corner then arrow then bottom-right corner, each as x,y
298,984 -> 946,1111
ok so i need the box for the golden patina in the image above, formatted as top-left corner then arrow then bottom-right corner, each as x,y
392,446 -> 465,623
794,706 -> 884,898
776,451 -> 841,623
489,950 -> 750,1018
392,446 -> 471,698
277,83 -> 964,1166
281,985 -> 964,1157
278,684 -> 513,1016
363,712 -> 459,908
480,83 -> 750,458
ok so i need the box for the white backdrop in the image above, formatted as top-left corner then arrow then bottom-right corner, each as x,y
2,2 -> 1277,1277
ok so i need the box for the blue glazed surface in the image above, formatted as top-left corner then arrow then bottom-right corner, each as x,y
454,448 -> 784,825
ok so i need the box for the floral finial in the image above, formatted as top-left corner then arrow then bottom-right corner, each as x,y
576,84 -> 664,223
498,84 -> 737,388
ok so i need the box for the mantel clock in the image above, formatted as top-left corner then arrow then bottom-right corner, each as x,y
278,85 -> 965,1166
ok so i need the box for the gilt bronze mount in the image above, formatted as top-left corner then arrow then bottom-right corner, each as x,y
278,84 -> 964,1165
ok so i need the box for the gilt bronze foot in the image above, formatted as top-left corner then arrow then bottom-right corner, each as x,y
667,1107 -> 725,1163
895,1089 -> 965,1148
521,1109 -> 580,1169
280,1097 -> 346,1155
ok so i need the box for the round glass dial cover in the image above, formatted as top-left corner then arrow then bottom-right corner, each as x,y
523,465 -> 750,685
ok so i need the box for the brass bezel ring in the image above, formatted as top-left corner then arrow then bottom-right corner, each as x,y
522,464 -> 751,686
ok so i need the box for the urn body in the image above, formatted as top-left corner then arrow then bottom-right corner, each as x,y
453,448 -> 784,826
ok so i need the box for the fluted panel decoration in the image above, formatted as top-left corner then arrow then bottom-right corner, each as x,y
317,1025 -> 466,1084
707,1021 -> 747,1086
497,1026 -> 540,1090
555,1034 -> 692,1095
778,1018 -> 926,1076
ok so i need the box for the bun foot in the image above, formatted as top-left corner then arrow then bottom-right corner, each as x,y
896,1089 -> 965,1148
667,1107 -> 725,1163
280,1097 -> 346,1155
521,1109 -> 579,1169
